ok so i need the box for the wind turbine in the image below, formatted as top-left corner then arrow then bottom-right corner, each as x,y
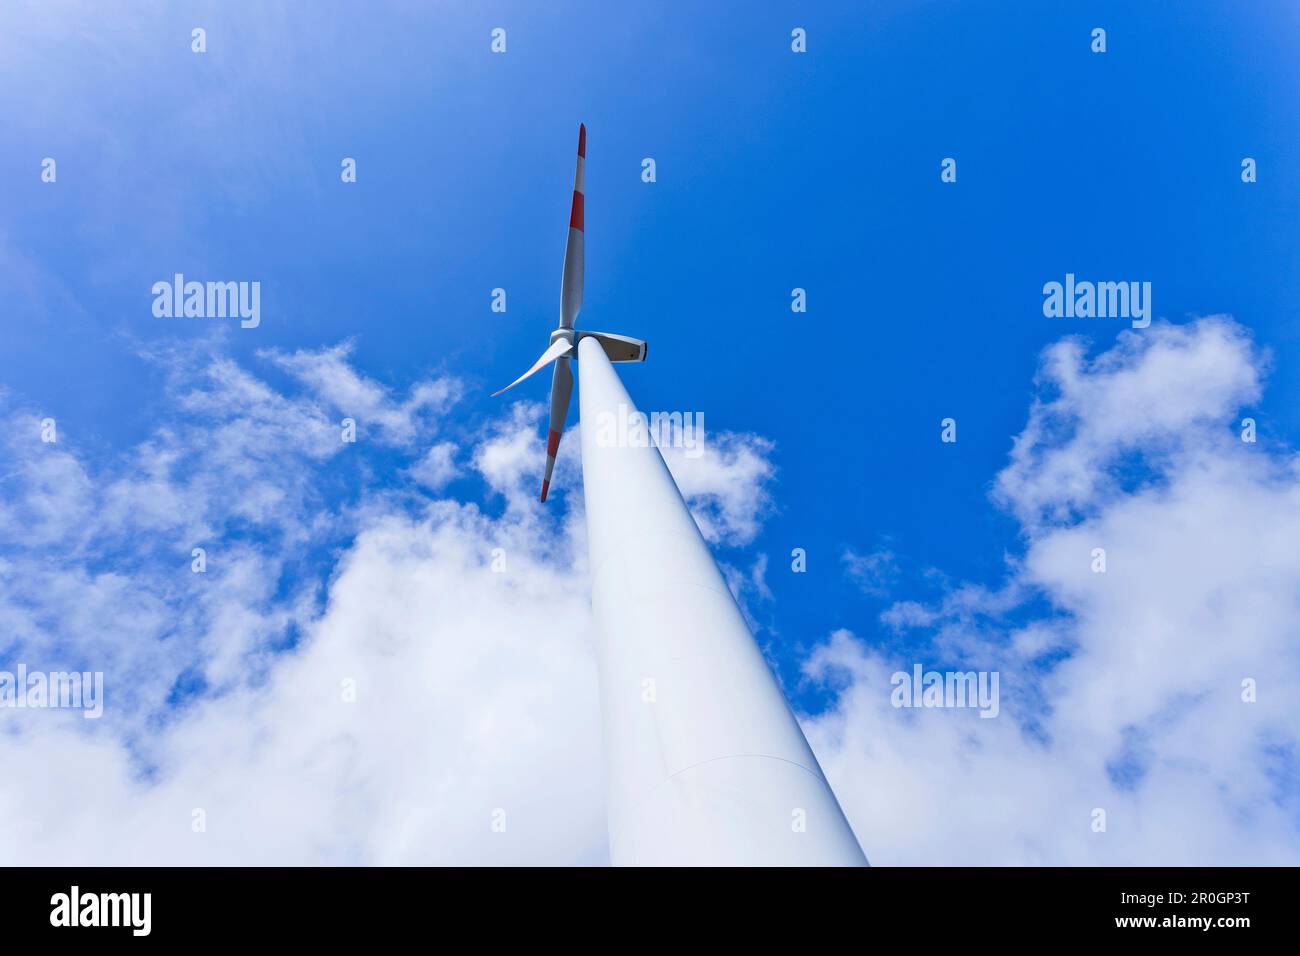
494,125 -> 867,866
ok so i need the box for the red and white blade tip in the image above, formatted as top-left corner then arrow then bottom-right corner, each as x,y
570,126 -> 585,232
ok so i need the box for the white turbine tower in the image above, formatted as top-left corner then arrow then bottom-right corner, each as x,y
495,125 -> 867,866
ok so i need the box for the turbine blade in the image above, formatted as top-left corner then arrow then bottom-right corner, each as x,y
540,356 -> 573,502
559,124 -> 585,330
491,338 -> 573,397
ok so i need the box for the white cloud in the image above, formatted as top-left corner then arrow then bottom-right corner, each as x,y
842,548 -> 898,597
472,400 -> 562,510
661,432 -> 775,546
9,319 -> 1290,866
0,341 -> 780,865
264,342 -> 461,447
405,441 -> 458,491
807,318 -> 1300,865
995,318 -> 1264,528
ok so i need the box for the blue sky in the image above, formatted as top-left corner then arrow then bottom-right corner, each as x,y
1,2 -> 1298,865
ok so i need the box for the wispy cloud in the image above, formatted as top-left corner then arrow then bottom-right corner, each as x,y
842,547 -> 899,598
809,317 -> 1300,865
